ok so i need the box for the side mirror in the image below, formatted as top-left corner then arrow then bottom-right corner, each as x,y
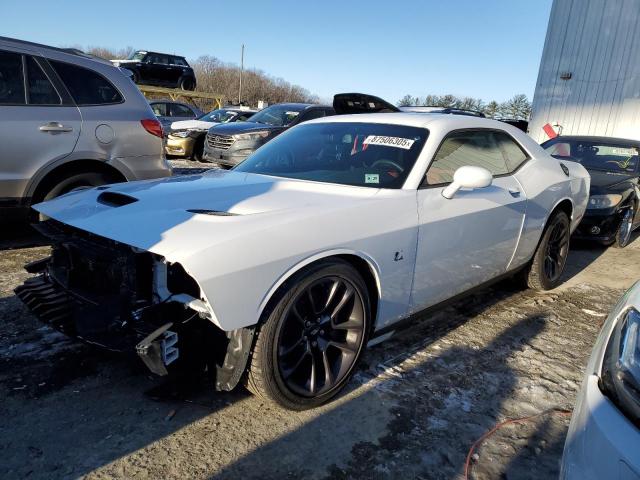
442,166 -> 492,199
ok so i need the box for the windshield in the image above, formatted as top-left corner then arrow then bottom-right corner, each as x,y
544,139 -> 640,174
127,51 -> 146,61
234,122 -> 428,188
249,105 -> 304,127
199,109 -> 241,123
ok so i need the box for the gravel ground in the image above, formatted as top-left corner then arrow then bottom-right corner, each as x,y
1,160 -> 638,479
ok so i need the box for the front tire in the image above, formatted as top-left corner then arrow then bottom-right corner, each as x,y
245,260 -> 370,410
613,203 -> 635,248
522,210 -> 570,290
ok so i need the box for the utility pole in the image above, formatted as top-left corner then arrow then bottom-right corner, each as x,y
238,44 -> 244,105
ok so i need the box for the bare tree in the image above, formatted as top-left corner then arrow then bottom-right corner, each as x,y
86,46 -> 134,61
484,100 -> 500,118
397,93 -> 531,119
500,94 -> 531,120
398,94 -> 416,106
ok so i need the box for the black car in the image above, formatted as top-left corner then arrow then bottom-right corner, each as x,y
112,51 -> 196,91
542,135 -> 640,247
202,103 -> 336,167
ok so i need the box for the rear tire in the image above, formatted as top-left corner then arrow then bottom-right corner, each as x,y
521,210 -> 570,291
613,203 -> 635,248
179,77 -> 195,91
245,259 -> 370,410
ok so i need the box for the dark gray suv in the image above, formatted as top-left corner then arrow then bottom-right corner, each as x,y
0,37 -> 172,221
203,103 -> 335,167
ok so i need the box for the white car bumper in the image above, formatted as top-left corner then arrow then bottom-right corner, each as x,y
561,375 -> 640,480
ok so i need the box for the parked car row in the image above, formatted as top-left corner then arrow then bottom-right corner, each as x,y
167,106 -> 256,161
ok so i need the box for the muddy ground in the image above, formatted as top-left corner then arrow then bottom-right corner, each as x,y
1,161 -> 639,479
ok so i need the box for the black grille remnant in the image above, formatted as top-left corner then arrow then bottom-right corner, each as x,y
19,220 -> 156,350
15,275 -> 76,334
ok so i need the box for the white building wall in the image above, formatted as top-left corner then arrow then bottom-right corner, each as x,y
529,0 -> 640,143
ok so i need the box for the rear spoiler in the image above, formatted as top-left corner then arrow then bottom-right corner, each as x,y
333,93 -> 400,115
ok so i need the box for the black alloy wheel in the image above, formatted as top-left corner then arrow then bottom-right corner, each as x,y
245,260 -> 370,410
543,217 -> 570,282
521,210 -> 570,291
614,203 -> 635,248
276,276 -> 366,397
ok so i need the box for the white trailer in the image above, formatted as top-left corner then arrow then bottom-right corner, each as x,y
529,0 -> 640,143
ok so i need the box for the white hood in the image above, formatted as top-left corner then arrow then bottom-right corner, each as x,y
33,170 -> 379,261
170,119 -> 218,131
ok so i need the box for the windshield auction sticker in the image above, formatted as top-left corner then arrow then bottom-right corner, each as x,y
364,135 -> 415,150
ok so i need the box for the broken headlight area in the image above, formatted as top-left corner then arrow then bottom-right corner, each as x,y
15,220 -> 253,391
600,307 -> 640,427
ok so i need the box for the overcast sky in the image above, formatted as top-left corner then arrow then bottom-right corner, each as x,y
3,0 -> 553,103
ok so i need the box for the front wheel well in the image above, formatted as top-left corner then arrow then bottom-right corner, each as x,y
333,254 -> 380,332
258,254 -> 381,336
551,199 -> 573,224
31,160 -> 127,205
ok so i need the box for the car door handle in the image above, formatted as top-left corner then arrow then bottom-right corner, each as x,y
508,188 -> 521,197
39,122 -> 73,133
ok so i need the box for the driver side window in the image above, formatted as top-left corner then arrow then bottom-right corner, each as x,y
425,130 -> 510,185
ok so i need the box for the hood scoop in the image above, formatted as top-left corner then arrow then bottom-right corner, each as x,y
187,209 -> 239,216
97,191 -> 138,207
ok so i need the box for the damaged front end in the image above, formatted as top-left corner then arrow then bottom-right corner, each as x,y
15,220 -> 254,391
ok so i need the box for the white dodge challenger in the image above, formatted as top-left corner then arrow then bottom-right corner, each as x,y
17,96 -> 590,409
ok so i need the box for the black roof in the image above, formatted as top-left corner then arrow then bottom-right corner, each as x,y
136,50 -> 186,60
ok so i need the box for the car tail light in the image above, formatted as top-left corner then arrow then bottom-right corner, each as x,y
141,118 -> 163,138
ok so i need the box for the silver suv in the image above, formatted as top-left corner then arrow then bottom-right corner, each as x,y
0,37 -> 172,221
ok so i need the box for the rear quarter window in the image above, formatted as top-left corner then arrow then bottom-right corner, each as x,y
0,50 -> 26,105
49,60 -> 123,106
26,56 -> 61,105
